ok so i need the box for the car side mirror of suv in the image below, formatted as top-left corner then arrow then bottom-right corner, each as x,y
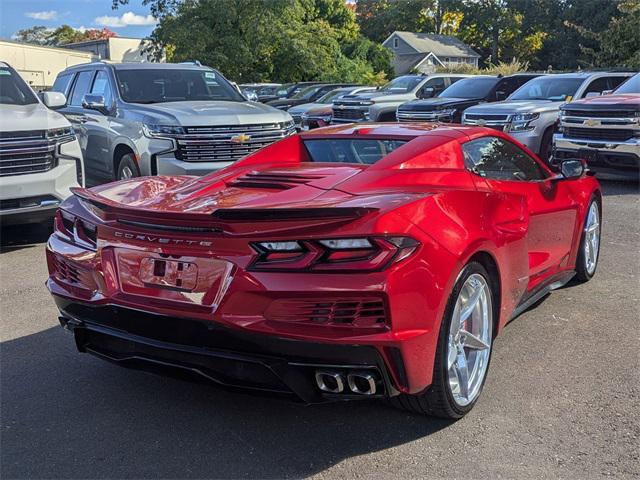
495,90 -> 507,101
41,91 -> 66,109
418,87 -> 435,99
559,159 -> 586,179
82,94 -> 109,115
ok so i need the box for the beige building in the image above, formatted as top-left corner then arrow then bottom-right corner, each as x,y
63,37 -> 157,63
0,40 -> 93,89
0,37 -> 160,90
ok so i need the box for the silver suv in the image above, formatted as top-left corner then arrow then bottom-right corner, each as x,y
462,72 -> 633,161
332,74 -> 468,123
52,62 -> 294,184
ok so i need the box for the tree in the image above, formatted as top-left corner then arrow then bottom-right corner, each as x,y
594,0 -> 640,69
13,26 -> 52,45
141,0 -> 391,83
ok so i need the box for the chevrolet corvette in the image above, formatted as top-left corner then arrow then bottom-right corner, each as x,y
46,123 -> 602,418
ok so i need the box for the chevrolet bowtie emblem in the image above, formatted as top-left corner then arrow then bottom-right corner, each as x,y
583,119 -> 600,127
231,133 -> 251,143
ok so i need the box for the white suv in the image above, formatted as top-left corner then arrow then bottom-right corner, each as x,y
0,62 -> 83,226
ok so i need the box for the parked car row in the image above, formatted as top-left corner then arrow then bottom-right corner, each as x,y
1,58 -> 638,226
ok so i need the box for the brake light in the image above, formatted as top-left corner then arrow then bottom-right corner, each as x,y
250,236 -> 419,272
54,210 -> 97,250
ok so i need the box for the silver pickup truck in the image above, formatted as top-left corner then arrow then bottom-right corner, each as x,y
51,62 -> 294,184
331,74 -> 468,123
463,72 -> 632,161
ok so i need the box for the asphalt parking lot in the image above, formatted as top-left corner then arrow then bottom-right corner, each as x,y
1,180 -> 638,479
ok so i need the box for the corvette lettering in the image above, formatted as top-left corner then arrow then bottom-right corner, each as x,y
113,231 -> 212,247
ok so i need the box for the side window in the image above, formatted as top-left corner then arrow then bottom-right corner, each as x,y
424,77 -> 446,93
462,137 -> 547,181
69,70 -> 94,106
582,77 -> 610,97
497,78 -> 520,97
52,73 -> 73,97
90,70 -> 113,107
608,76 -> 629,90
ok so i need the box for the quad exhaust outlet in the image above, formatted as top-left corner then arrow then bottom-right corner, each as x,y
315,369 -> 379,395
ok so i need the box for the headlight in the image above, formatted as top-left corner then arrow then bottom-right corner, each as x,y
143,124 -> 185,138
282,120 -> 296,135
47,127 -> 75,144
509,113 -> 539,132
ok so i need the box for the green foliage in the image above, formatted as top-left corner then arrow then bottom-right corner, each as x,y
146,0 -> 392,83
594,0 -> 640,70
14,24 -> 118,46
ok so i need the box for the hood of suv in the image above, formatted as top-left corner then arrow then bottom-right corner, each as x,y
465,99 -> 562,115
132,100 -> 291,127
337,91 -> 415,104
399,97 -> 484,112
563,93 -> 640,109
0,103 -> 70,132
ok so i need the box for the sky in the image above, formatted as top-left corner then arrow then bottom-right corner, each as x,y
0,0 -> 157,40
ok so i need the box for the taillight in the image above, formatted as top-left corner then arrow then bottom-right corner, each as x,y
250,236 -> 419,272
54,210 -> 97,250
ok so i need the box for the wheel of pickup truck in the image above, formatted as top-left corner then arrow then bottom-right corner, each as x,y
116,153 -> 141,181
539,127 -> 554,163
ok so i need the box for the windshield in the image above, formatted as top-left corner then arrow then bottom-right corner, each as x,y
380,76 -> 424,93
304,138 -> 407,165
614,74 -> 640,94
115,68 -> 243,103
291,85 -> 321,100
509,77 -> 583,101
317,88 -> 347,104
0,66 -> 39,105
440,77 -> 498,99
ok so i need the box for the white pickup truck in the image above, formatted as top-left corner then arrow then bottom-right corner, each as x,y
0,62 -> 83,226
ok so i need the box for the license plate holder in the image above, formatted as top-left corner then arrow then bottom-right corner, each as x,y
578,148 -> 600,164
140,258 -> 198,291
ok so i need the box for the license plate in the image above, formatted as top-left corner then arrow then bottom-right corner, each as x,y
578,148 -> 599,164
139,258 -> 198,291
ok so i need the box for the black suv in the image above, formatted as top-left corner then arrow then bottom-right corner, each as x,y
397,74 -> 541,123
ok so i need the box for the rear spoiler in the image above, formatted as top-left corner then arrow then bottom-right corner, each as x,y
211,207 -> 375,221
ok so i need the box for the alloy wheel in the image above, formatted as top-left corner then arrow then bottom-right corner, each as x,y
447,273 -> 493,407
584,202 -> 600,275
120,166 -> 134,180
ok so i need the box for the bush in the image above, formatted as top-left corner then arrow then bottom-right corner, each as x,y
436,59 -> 531,75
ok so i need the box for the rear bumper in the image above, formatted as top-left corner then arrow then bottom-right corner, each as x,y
55,297 -> 400,403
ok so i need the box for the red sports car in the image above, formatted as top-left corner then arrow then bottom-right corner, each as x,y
46,123 -> 602,418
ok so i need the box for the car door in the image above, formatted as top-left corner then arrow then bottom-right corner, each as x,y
84,70 -> 116,182
461,136 -> 580,289
63,69 -> 111,183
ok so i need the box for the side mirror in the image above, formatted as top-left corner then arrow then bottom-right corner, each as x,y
418,87 -> 435,99
82,94 -> 109,114
495,90 -> 507,101
243,90 -> 259,102
601,89 -> 614,96
41,91 -> 66,109
584,91 -> 601,98
559,159 -> 586,179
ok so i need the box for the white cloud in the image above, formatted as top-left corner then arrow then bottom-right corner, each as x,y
26,10 -> 58,21
94,11 -> 157,28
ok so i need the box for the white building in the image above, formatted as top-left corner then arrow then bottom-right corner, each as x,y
63,37 -> 157,63
383,31 -> 480,75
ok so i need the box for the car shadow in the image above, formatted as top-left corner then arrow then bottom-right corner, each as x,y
0,222 -> 52,254
1,327 -> 452,479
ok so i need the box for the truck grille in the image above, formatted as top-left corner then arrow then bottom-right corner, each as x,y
397,110 -> 441,122
173,123 -> 294,162
562,109 -> 638,118
332,107 -> 367,122
564,127 -> 634,142
464,113 -> 510,122
0,130 -> 57,177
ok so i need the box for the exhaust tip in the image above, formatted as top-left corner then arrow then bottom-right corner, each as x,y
347,371 -> 377,395
315,370 -> 345,393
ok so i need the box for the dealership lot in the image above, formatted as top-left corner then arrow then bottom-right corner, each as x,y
0,179 -> 637,479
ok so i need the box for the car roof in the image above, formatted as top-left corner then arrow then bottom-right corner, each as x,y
62,62 -> 216,72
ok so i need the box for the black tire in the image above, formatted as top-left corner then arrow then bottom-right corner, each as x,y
574,197 -> 602,283
115,153 -> 141,181
389,262 -> 495,418
539,127 -> 554,163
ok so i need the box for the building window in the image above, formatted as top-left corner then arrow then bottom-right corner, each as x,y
444,57 -> 450,63
393,37 -> 399,49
